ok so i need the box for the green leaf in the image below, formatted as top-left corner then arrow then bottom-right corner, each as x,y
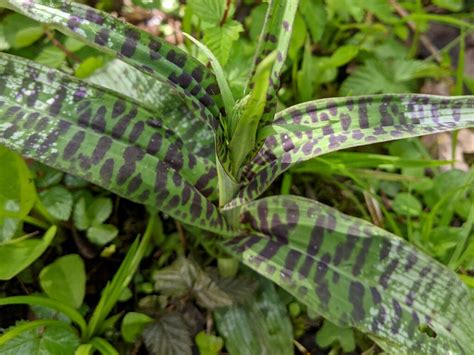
0,147 -> 36,242
89,197 -> 113,225
0,322 -> 80,354
142,312 -> 192,355
152,257 -> 233,309
35,46 -> 67,69
392,193 -> 422,217
0,53 -> 231,236
2,13 -> 43,49
433,0 -> 463,11
75,56 -> 105,79
1,0 -> 223,122
299,0 -> 326,43
248,0 -> 300,124
195,331 -> 223,355
228,95 -> 474,208
214,281 -> 293,354
39,254 -> 86,309
73,198 -> 90,231
121,312 -> 153,343
0,226 -> 56,281
39,186 -> 73,221
222,196 -> 474,353
315,320 -> 356,352
188,0 -> 226,25
341,59 -> 445,95
87,224 -> 118,246
203,20 -> 244,66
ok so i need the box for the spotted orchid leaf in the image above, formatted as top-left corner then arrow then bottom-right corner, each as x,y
88,60 -> 215,160
221,195 -> 474,354
0,0 -> 223,129
227,95 -> 474,208
247,0 -> 299,124
0,53 -> 232,236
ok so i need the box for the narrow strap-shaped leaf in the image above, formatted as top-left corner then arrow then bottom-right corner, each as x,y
88,60 -> 215,160
221,196 -> 474,354
0,0 -> 223,128
0,53 -> 232,236
227,94 -> 474,208
247,0 -> 299,124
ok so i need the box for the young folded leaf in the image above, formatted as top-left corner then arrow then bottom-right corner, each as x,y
0,53 -> 230,235
247,0 -> 299,124
0,0 -> 223,128
222,196 -> 474,354
227,95 -> 474,208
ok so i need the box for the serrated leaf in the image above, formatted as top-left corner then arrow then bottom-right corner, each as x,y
195,331 -> 223,355
0,322 -> 80,354
153,257 -> 233,309
188,0 -> 226,25
39,254 -> 86,309
203,20 -> 243,66
222,196 -> 474,353
35,46 -> 67,69
142,312 -> 192,355
39,186 -> 73,221
341,59 -> 445,95
228,95 -> 474,208
214,281 -> 293,355
87,224 -> 118,246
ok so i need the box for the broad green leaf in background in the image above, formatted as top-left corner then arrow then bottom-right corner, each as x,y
214,281 -> 293,355
39,254 -> 86,309
0,147 -> 36,242
39,186 -> 73,221
87,224 -> 118,246
0,226 -> 56,281
121,312 -> 153,343
195,331 -> 224,355
2,13 -> 43,49
0,322 -> 80,354
187,0 -> 226,25
35,46 -> 67,69
433,0 -> 463,11
392,192 -> 422,217
299,0 -> 327,43
203,20 -> 244,66
316,320 -> 356,352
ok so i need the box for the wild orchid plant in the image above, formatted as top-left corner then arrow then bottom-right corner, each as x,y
0,0 -> 473,353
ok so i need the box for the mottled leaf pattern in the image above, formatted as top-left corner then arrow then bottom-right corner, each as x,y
0,0 -> 223,128
247,0 -> 299,124
0,53 -> 231,235
227,95 -> 474,208
88,60 -> 215,160
222,196 -> 474,354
